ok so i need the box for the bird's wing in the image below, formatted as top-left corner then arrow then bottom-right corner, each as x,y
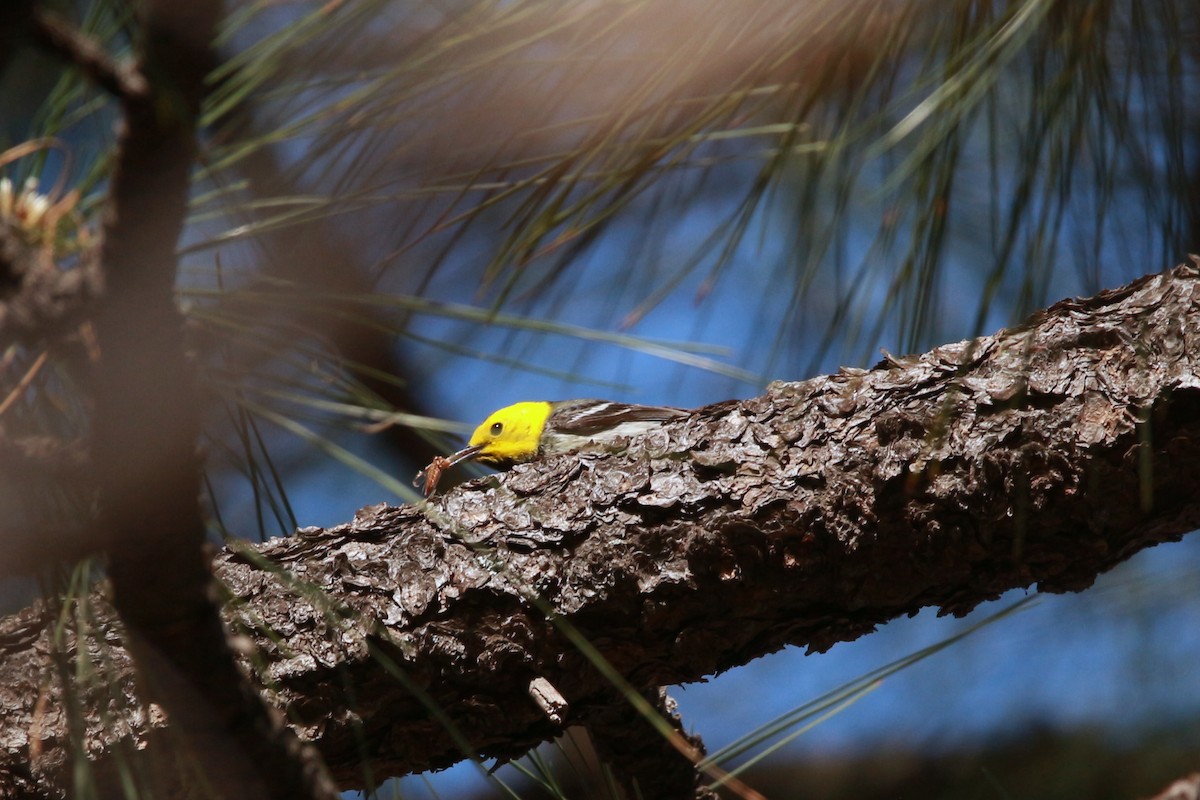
547,400 -> 687,436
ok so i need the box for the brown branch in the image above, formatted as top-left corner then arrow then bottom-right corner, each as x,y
82,2 -> 337,799
29,8 -> 147,101
2,262 -> 1200,795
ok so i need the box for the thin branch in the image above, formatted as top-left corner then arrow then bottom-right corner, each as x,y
0,349 -> 47,417
30,8 -> 148,101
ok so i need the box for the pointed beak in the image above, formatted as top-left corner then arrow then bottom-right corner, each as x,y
414,444 -> 484,496
443,443 -> 484,467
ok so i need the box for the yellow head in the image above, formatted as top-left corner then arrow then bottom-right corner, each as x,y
466,401 -> 554,466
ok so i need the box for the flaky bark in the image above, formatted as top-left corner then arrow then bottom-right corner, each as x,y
3,263 -> 1200,796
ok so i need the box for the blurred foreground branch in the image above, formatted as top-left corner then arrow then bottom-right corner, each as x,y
2,262 -> 1199,795
43,0 -> 340,797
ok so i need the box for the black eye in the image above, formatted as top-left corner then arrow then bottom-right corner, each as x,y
490,422 -> 503,435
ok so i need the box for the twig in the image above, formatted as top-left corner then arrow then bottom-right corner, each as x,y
0,349 -> 47,418
30,8 -> 147,100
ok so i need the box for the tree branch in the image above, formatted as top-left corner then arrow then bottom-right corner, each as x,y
2,262 -> 1199,795
29,8 -> 147,101
81,1 -> 339,798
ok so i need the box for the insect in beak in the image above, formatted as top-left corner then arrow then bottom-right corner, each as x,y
414,444 -> 484,496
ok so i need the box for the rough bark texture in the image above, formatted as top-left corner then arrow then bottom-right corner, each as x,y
2,263 -> 1200,796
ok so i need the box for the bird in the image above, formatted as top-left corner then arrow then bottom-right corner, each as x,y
415,399 -> 687,495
